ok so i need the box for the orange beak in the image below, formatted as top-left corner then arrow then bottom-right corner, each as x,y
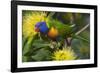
35,27 -> 40,32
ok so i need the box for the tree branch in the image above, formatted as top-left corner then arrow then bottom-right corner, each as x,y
75,24 -> 90,35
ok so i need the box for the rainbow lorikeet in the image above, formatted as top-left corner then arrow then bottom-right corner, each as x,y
35,22 -> 58,39
35,20 -> 76,46
35,22 -> 49,34
47,19 -> 76,46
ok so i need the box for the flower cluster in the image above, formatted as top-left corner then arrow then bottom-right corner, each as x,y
22,11 -> 47,38
52,48 -> 77,61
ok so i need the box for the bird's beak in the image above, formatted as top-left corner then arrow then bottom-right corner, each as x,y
35,27 -> 40,32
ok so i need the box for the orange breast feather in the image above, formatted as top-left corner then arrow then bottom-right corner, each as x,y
48,27 -> 58,38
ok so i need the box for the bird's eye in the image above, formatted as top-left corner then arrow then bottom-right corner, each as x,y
40,24 -> 42,26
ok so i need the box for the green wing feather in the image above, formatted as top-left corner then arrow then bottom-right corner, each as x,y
47,19 -> 74,38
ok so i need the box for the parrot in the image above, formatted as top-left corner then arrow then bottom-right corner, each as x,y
35,19 -> 76,46
35,22 -> 58,40
47,19 -> 76,46
35,22 -> 49,34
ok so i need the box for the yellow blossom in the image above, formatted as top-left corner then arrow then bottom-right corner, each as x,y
22,11 -> 47,38
52,48 -> 77,61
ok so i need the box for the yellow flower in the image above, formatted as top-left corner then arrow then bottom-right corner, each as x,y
22,11 -> 47,38
52,48 -> 77,61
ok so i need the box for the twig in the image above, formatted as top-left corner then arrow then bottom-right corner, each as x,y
39,33 -> 42,40
47,12 -> 55,18
75,24 -> 89,35
76,36 -> 89,43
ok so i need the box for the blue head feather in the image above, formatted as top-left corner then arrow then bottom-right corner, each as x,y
35,22 -> 49,34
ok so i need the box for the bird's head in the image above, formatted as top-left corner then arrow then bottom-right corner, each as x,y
35,22 -> 49,34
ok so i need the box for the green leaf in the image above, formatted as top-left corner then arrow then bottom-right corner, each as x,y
75,36 -> 89,43
31,49 -> 52,61
22,56 -> 28,62
23,37 -> 34,55
22,36 -> 28,50
32,39 -> 50,49
73,30 -> 90,43
79,30 -> 90,41
71,38 -> 90,59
